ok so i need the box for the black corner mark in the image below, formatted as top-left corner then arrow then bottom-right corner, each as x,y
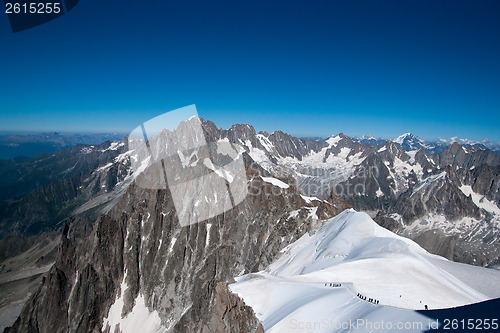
3,0 -> 80,33
63,0 -> 78,11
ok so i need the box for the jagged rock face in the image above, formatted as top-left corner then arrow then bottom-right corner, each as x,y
334,141 -> 434,210
268,131 -> 325,161
455,164 -> 500,205
339,151 -> 396,199
202,282 -> 262,333
322,134 -> 370,163
439,142 -> 500,169
374,165 -> 500,267
7,160 -> 349,333
202,120 -> 327,163
391,170 -> 480,223
337,141 -> 498,210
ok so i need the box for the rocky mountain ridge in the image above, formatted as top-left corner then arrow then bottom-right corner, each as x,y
2,119 -> 499,265
1,117 -> 499,332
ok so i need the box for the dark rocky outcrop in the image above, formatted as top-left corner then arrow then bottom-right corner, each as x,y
201,281 -> 262,333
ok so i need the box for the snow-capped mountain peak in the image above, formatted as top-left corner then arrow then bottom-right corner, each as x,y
325,134 -> 342,146
393,133 -> 430,151
395,132 -> 416,144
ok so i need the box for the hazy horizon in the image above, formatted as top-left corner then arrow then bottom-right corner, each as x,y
1,124 -> 499,144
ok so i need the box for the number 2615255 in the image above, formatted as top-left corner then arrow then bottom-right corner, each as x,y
5,2 -> 62,14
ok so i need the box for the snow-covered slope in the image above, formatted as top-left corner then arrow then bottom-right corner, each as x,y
230,210 -> 500,332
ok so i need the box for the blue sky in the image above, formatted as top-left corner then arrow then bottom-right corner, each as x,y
0,0 -> 499,141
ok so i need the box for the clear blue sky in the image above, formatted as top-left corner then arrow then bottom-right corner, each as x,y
1,0 -> 499,141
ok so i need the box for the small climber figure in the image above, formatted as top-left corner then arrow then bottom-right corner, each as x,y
424,305 -> 428,310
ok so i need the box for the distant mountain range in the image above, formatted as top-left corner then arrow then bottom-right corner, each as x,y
1,120 -> 499,267
1,130 -> 498,161
354,133 -> 500,155
0,131 -> 126,159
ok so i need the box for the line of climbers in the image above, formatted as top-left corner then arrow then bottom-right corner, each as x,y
324,283 -> 342,287
357,293 -> 379,305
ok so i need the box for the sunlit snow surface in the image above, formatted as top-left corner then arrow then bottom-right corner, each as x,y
262,176 -> 290,189
230,210 -> 500,332
460,185 -> 500,217
102,272 -> 163,333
